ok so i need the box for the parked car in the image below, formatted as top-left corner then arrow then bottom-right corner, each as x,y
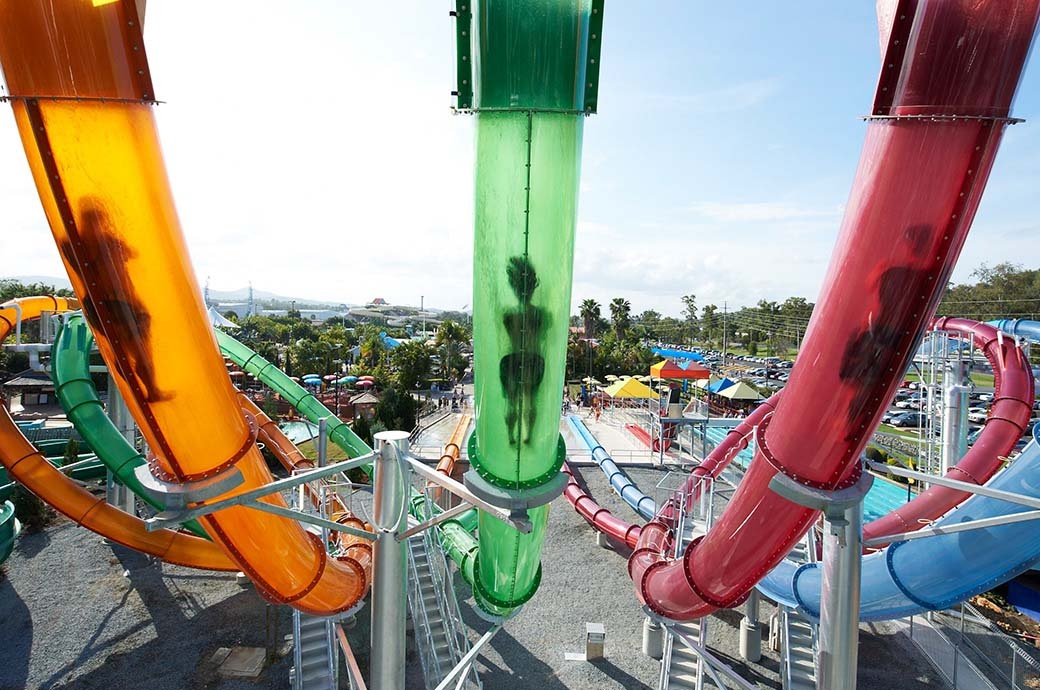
881,410 -> 903,425
966,407 -> 989,424
889,412 -> 925,428
895,394 -> 921,409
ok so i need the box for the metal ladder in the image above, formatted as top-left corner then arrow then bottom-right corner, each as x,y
662,619 -> 705,689
292,612 -> 337,690
781,530 -> 818,690
659,478 -> 710,690
406,514 -> 480,690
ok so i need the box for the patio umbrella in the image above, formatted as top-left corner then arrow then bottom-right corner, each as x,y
581,376 -> 602,385
619,375 -> 632,380
605,374 -> 619,382
323,374 -> 339,381
341,375 -> 359,383
356,380 -> 375,388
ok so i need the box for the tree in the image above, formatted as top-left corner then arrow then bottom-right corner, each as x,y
609,298 -> 632,341
435,320 -> 468,383
390,340 -> 432,389
579,299 -> 601,339
701,304 -> 719,344
376,385 -> 418,432
680,294 -> 699,344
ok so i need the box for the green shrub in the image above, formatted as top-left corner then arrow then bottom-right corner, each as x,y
62,438 -> 80,468
13,486 -> 50,532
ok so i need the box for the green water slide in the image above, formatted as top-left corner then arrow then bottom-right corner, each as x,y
50,314 -> 209,539
0,501 -> 20,563
214,330 -> 499,609
458,0 -> 602,612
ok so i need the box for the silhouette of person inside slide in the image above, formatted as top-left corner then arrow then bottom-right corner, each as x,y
500,256 -> 547,445
57,198 -> 171,404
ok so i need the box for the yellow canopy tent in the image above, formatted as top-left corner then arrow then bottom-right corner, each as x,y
602,378 -> 659,399
716,381 -> 764,401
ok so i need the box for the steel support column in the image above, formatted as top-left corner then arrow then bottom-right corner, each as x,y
370,430 -> 410,690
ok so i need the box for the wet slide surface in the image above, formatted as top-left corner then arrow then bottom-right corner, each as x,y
0,298 -> 235,571
0,2 -> 363,613
630,1 -> 1040,620
760,426 -> 1040,621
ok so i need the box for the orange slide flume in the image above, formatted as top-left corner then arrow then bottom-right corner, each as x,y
0,2 -> 366,613
0,298 -> 236,571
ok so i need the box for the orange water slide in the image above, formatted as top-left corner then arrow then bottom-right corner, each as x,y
0,2 -> 365,613
0,297 -> 236,571
240,395 -> 372,581
431,414 -> 471,501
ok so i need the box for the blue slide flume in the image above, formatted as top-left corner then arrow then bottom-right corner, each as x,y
759,425 -> 1040,622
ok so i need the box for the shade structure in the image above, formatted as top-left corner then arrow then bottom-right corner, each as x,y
602,378 -> 659,399
651,347 -> 704,362
695,376 -> 720,390
207,306 -> 240,330
355,380 -> 375,388
706,377 -> 736,394
650,359 -> 710,380
715,381 -> 763,401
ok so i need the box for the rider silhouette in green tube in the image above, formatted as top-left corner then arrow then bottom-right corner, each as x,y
500,256 -> 546,445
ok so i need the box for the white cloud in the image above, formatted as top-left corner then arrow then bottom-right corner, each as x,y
687,201 -> 841,223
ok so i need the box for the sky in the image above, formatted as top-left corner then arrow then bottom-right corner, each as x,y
1,2 -> 1038,318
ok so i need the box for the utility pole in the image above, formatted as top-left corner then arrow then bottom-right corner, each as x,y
722,301 -> 728,364
421,295 -> 425,340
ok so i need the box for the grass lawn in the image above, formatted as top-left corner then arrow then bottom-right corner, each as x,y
902,371 -> 995,387
296,438 -> 354,462
877,424 -> 926,441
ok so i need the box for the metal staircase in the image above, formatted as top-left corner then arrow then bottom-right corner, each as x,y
661,619 -> 704,689
658,477 -> 710,690
291,612 -> 337,690
406,504 -> 480,690
780,530 -> 818,690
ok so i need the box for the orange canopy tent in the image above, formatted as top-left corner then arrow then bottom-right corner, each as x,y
650,359 -> 710,380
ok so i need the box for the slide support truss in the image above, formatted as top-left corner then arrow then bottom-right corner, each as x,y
770,467 -> 874,690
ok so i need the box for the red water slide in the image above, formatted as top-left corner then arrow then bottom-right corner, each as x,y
630,0 -> 1040,620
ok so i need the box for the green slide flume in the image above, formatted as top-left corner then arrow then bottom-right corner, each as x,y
213,330 -> 502,611
463,0 -> 599,614
50,314 -> 209,538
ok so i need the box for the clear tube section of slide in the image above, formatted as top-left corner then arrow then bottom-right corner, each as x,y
50,313 -> 209,538
0,2 -> 363,614
467,0 -> 592,613
631,0 -> 1040,620
760,426 -> 1040,621
0,298 -> 235,571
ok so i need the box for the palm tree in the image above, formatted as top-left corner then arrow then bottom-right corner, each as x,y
579,299 -> 601,339
609,297 -> 632,341
435,320 -> 468,383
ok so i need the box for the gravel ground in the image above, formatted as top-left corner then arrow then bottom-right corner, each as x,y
1,464 -> 944,690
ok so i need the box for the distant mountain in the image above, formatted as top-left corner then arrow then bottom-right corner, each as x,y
206,286 -> 350,307
3,275 -> 73,291
1,274 -> 468,313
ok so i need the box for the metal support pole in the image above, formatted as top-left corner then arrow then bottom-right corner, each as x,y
818,497 -> 864,690
370,430 -> 409,690
105,375 -> 135,514
739,589 -> 761,662
941,357 -> 968,475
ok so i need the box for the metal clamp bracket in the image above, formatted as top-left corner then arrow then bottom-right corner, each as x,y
768,461 -> 874,522
464,468 -> 568,517
133,462 -> 244,511
139,451 -> 376,530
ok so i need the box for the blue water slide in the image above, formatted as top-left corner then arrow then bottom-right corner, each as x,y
567,416 -> 657,520
989,319 -> 1040,343
759,425 -> 1040,622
